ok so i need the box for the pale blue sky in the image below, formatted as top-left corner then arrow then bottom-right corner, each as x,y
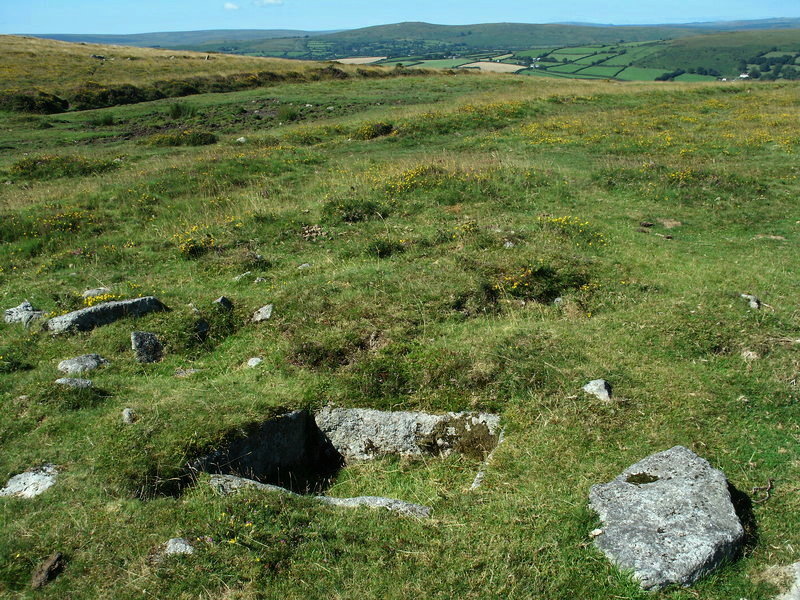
2,0 -> 798,34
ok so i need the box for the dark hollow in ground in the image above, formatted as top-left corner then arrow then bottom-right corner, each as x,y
187,410 -> 344,494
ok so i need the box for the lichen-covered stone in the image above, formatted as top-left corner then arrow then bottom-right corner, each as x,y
44,297 -> 167,334
57,354 -> 108,375
252,304 -> 273,323
589,446 -> 744,590
316,495 -> 431,518
163,538 -> 194,556
208,474 -> 431,517
0,464 -> 58,498
776,562 -> 800,600
131,331 -> 163,363
4,301 -> 44,326
583,379 -> 612,402
314,407 -> 502,461
55,378 -> 93,389
122,408 -> 137,424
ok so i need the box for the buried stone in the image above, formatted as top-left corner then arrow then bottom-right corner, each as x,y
314,407 -> 502,461
0,464 -> 58,499
44,297 -> 168,334
209,473 -> 432,518
589,446 -> 745,590
58,354 -> 108,375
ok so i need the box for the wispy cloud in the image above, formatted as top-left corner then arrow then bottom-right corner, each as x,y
224,2 -> 240,10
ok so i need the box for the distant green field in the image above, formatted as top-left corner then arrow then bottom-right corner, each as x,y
411,59 -> 470,69
674,72 -> 718,82
575,65 -> 625,77
546,63 -> 591,74
616,66 -> 672,80
574,53 -> 619,64
549,53 -> 592,62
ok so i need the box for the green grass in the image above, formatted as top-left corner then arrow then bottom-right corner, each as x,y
0,47 -> 799,600
617,66 -> 676,80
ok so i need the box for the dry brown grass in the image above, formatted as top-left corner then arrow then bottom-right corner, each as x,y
0,35 -> 386,92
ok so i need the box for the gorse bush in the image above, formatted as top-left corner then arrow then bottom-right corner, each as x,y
322,197 -> 388,223
9,154 -> 119,180
87,112 -> 115,126
277,105 -> 300,122
168,101 -> 197,119
0,89 -> 69,114
353,121 -> 395,140
144,129 -> 217,147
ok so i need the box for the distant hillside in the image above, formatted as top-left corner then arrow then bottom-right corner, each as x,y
184,21 -> 716,60
28,29 -> 338,48
637,29 -> 800,76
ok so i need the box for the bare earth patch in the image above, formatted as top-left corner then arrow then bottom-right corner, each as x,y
336,57 -> 387,65
459,61 -> 525,73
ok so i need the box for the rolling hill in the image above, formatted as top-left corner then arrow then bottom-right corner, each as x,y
27,29 -> 339,47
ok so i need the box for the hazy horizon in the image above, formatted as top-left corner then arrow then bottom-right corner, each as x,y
2,0 -> 798,35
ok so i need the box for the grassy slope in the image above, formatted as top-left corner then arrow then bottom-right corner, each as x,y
0,36 -> 373,94
638,29 -> 800,75
30,30 -> 333,47
0,40 -> 799,600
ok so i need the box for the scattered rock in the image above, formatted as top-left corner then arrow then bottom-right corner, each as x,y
213,296 -> 234,311
0,464 -> 58,498
503,241 -> 515,249
316,495 -> 431,518
252,304 -> 273,323
741,294 -> 762,309
741,349 -> 760,362
639,221 -> 654,228
30,552 -> 66,590
774,562 -> 800,600
81,287 -> 111,299
174,368 -> 201,378
657,218 -> 682,229
57,354 -> 108,375
55,378 -> 93,389
163,538 -> 194,556
233,271 -> 252,282
254,277 -> 267,284
247,357 -> 263,368
589,446 -> 744,590
297,263 -> 311,270
235,137 -> 246,144
327,106 -> 335,111
131,331 -> 163,363
122,408 -> 137,424
314,407 -> 502,461
583,379 -> 612,402
4,301 -> 44,326
553,297 -> 564,306
44,297 -> 168,334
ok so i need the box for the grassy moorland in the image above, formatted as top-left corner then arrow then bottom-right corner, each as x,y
0,36 -> 799,599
